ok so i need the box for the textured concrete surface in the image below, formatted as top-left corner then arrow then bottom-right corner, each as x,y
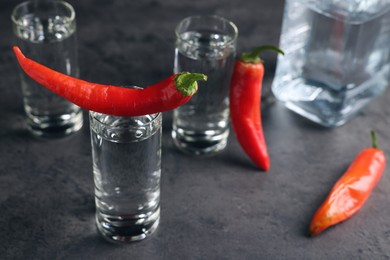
1,0 -> 390,259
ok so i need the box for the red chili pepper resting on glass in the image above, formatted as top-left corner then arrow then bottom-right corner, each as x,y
13,46 -> 207,117
310,131 -> 386,236
229,45 -> 284,171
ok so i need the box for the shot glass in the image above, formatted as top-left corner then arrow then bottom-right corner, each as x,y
89,109 -> 162,243
12,1 -> 83,138
172,15 -> 238,156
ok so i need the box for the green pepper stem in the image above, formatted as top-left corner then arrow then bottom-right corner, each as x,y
240,45 -> 284,63
371,130 -> 378,149
175,72 -> 207,96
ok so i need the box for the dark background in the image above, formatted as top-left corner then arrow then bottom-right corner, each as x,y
1,0 -> 390,259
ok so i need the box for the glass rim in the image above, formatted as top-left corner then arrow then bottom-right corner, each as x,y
11,0 -> 76,27
175,15 -> 238,47
89,86 -> 162,129
89,111 -> 162,129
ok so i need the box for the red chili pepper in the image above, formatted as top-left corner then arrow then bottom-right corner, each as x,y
229,46 -> 283,171
13,46 -> 207,116
310,131 -> 386,236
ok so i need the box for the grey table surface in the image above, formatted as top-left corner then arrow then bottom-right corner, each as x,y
1,0 -> 390,259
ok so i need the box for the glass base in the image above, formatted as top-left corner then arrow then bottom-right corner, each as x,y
96,207 -> 160,243
171,128 -> 229,156
283,101 -> 346,127
26,109 -> 83,138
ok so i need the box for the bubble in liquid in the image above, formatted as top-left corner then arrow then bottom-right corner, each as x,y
135,130 -> 143,138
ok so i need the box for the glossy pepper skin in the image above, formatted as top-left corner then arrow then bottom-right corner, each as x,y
229,46 -> 283,171
310,132 -> 386,236
13,46 -> 207,117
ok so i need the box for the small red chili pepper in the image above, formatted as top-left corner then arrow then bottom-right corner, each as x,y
13,46 -> 207,116
310,131 -> 386,236
229,45 -> 283,171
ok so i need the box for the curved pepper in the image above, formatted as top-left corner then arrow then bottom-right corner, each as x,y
310,131 -> 386,236
229,46 -> 283,171
13,46 -> 207,116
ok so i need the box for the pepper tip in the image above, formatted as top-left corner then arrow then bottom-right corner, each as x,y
12,46 -> 25,61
